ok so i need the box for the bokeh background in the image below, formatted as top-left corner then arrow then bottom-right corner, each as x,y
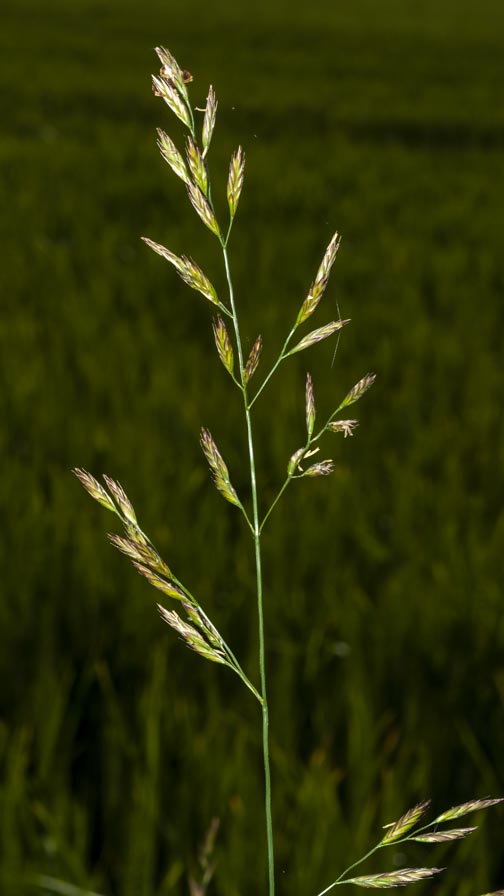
1,0 -> 504,894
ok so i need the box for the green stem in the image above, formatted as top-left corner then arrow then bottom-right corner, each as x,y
248,325 -> 297,409
316,844 -> 382,896
222,244 -> 275,896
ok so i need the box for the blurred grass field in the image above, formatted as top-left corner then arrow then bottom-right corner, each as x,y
1,0 -> 504,894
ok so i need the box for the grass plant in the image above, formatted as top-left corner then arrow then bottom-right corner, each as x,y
69,46 -> 504,896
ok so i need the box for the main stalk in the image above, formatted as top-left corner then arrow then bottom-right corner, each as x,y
222,245 -> 275,896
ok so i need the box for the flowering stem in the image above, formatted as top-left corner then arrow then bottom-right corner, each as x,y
222,243 -> 275,896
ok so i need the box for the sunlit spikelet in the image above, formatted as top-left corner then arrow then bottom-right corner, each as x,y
433,798 -> 504,824
200,428 -> 241,507
296,232 -> 341,326
73,468 -> 116,513
133,562 -> 185,600
151,74 -> 192,128
303,460 -> 334,478
187,181 -> 220,237
287,319 -> 350,356
327,419 -> 358,438
339,373 -> 376,409
202,85 -> 217,156
347,868 -> 445,889
102,475 -> 137,525
186,137 -> 208,196
244,335 -> 262,384
305,373 -> 316,437
227,146 -> 245,219
381,801 -> 431,845
154,46 -> 191,104
212,316 -> 234,377
156,129 -> 190,184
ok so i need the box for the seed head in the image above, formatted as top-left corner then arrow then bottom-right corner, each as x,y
200,428 -> 241,507
73,468 -> 116,513
102,475 -> 137,525
202,85 -> 217,157
154,47 -> 191,104
287,319 -> 350,356
156,129 -> 190,184
244,335 -> 262,384
186,137 -> 208,196
296,232 -> 341,326
227,146 -> 245,220
303,460 -> 334,478
187,181 -> 220,237
133,562 -> 185,600
339,373 -> 376,409
212,316 -> 234,377
347,868 -> 445,889
327,419 -> 358,438
151,74 -> 192,129
305,373 -> 316,437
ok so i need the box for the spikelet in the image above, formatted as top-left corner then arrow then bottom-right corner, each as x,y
287,448 -> 307,476
381,801 -> 431,845
108,533 -> 172,578
413,827 -> 477,843
158,605 -> 226,664
151,74 -> 192,129
327,419 -> 358,438
156,129 -> 190,184
202,85 -> 217,157
133,562 -> 185,600
339,373 -> 376,409
186,137 -> 208,196
244,335 -> 262,384
102,475 -> 137,525
287,319 -> 350,356
433,797 -> 504,824
200,428 -> 241,507
187,181 -> 220,237
303,460 -> 334,477
154,47 -> 191,104
347,868 -> 445,889
227,147 -> 245,219
212,316 -> 234,377
296,232 -> 341,326
305,373 -> 316,437
73,469 -> 116,513
141,238 -> 218,305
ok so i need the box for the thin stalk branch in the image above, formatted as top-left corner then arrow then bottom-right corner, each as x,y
248,325 -> 297,409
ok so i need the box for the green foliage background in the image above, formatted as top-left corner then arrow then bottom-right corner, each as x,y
1,0 -> 504,894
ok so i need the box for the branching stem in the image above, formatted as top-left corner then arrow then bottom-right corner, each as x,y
222,243 -> 275,896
